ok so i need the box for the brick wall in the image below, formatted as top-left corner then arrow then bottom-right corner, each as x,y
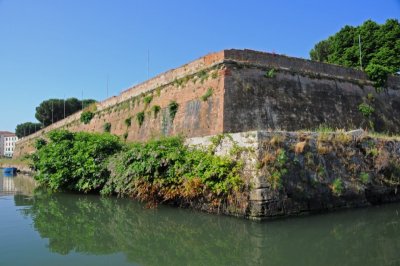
13,49 -> 400,158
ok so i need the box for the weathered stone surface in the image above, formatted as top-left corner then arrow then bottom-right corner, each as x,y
223,65 -> 400,134
249,188 -> 277,201
14,49 -> 400,157
184,130 -> 400,219
347,129 -> 365,139
248,131 -> 400,219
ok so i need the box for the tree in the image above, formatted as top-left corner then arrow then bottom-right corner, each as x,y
310,19 -> 400,74
365,63 -> 392,89
35,98 -> 96,126
15,122 -> 43,138
309,40 -> 331,63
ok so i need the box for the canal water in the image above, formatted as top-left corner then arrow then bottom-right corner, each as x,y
1,171 -> 400,266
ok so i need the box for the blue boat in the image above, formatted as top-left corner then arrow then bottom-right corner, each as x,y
3,167 -> 17,175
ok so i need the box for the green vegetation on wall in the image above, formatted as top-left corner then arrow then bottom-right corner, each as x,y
31,130 -> 244,206
201,88 -> 213,101
211,71 -> 218,79
168,101 -> 179,121
124,117 -> 132,128
80,111 -> 95,124
103,136 -> 243,201
136,112 -> 145,127
103,122 -> 111,133
359,172 -> 370,184
123,132 -> 128,141
32,130 -> 122,192
331,178 -> 343,196
264,68 -> 276,78
268,149 -> 288,190
151,105 -> 161,118
358,103 -> 375,117
143,95 -> 153,106
197,70 -> 209,84
174,76 -> 190,87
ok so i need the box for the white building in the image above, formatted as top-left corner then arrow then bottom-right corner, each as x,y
0,131 -> 18,158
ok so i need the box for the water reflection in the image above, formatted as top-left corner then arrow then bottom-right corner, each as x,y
1,171 -> 399,265
0,173 -> 36,196
19,190 -> 400,266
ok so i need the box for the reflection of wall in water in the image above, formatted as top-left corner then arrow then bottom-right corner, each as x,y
0,176 -> 16,193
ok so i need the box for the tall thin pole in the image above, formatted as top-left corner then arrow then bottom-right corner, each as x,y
358,34 -> 363,70
147,48 -> 150,79
51,101 -> 54,124
63,94 -> 66,119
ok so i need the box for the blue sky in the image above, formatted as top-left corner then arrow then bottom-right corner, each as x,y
0,0 -> 399,132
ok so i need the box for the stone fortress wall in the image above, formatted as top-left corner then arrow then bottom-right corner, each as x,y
14,49 -> 400,157
14,50 -> 226,156
12,49 -> 400,219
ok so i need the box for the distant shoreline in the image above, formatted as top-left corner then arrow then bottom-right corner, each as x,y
0,159 -> 34,176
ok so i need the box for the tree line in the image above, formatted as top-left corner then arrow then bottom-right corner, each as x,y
309,19 -> 399,88
16,98 -> 96,138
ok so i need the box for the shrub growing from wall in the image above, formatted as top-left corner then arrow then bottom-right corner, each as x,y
80,111 -> 95,124
32,130 -> 244,206
103,122 -> 111,133
102,136 -> 243,203
32,130 -> 122,192
168,101 -> 179,121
